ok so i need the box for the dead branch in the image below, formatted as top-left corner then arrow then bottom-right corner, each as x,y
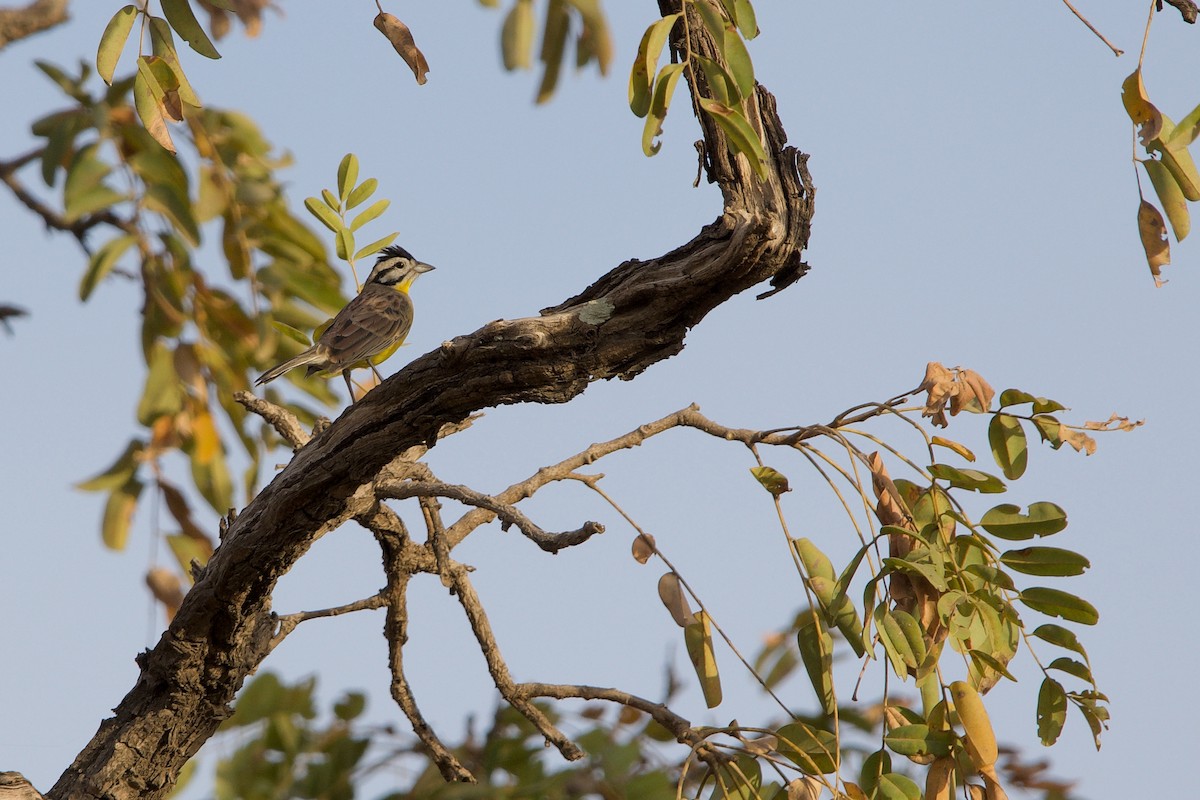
0,0 -> 68,48
1161,0 -> 1198,24
270,593 -> 389,650
235,391 -> 312,449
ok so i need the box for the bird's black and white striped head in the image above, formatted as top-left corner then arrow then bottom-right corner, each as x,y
365,245 -> 435,290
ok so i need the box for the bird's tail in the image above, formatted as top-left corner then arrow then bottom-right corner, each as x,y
255,348 -> 324,386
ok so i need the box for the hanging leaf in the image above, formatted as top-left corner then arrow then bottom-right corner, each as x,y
749,464 -> 790,496
999,546 -> 1090,576
795,612 -> 835,715
80,234 -> 137,301
775,722 -> 838,775
987,414 -> 1027,480
77,440 -> 144,492
1019,588 -> 1099,625
949,680 -> 997,770
1144,159 -> 1190,241
928,464 -> 1005,494
101,477 -> 143,550
162,0 -> 221,58
373,13 -> 429,84
631,533 -> 656,564
501,0 -> 535,70
656,572 -> 691,627
97,5 -> 138,85
1120,69 -> 1162,146
628,13 -> 680,117
1036,677 -> 1068,746
683,610 -> 722,708
1137,199 -> 1170,287
535,0 -> 569,103
134,57 -> 176,152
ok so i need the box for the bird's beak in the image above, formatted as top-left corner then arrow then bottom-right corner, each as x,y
416,262 -> 435,274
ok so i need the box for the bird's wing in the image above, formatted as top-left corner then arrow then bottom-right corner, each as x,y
318,286 -> 414,368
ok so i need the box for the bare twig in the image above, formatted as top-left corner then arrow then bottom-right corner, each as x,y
1059,0 -> 1124,55
515,682 -> 705,748
378,532 -> 474,782
234,391 -> 312,449
0,149 -> 135,245
443,559 -> 584,761
270,593 -> 389,650
418,496 -> 454,588
0,0 -> 68,48
378,479 -> 605,554
0,304 -> 28,335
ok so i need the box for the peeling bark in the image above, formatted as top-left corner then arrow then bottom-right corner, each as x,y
47,3 -> 814,797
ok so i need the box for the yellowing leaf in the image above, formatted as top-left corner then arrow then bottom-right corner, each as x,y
535,0 -> 570,103
931,436 -> 975,462
97,5 -> 137,85
1144,160 -> 1191,242
102,477 -> 143,550
80,234 -> 136,301
1120,69 -> 1162,146
77,440 -> 144,492
697,97 -> 767,178
134,57 -> 175,152
684,610 -> 722,708
628,12 -> 680,117
501,0 -> 535,70
949,680 -> 997,769
1137,199 -> 1170,287
191,407 -> 220,465
750,464 -> 789,496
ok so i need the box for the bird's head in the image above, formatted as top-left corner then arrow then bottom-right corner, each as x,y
365,245 -> 435,291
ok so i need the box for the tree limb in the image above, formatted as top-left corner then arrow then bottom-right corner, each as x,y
0,0 -> 68,48
48,2 -> 813,795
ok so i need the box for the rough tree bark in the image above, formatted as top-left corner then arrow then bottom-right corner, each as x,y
47,3 -> 815,798
0,0 -> 68,49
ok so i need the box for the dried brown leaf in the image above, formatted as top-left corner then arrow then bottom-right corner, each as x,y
1137,199 -> 1170,287
196,0 -> 271,40
1058,427 -> 1097,456
919,361 -> 956,427
868,452 -> 909,527
951,369 -> 995,415
1083,414 -> 1144,432
631,532 -> 656,564
374,12 -> 429,85
146,566 -> 184,621
657,572 -> 692,627
786,776 -> 822,800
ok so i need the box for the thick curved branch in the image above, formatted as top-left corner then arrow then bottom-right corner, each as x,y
49,3 -> 813,795
0,0 -> 68,48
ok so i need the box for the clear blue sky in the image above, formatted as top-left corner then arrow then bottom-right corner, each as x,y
2,2 -> 1196,798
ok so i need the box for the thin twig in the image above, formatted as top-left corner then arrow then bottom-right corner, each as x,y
443,559 -> 584,761
1059,0 -> 1124,55
378,532 -> 475,783
234,391 -> 312,449
378,479 -> 604,554
515,682 -> 706,749
271,593 -> 388,649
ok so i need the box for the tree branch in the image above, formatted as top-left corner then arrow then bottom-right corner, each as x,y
0,0 -> 68,48
49,2 -> 813,794
1161,0 -> 1198,24
442,559 -> 584,762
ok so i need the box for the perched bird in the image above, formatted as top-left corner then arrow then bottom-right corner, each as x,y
255,245 -> 434,399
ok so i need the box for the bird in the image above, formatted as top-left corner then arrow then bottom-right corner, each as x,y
255,244 -> 434,400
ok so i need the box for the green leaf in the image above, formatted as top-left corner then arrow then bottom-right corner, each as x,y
334,692 -> 367,721
337,153 -> 359,202
808,577 -> 865,657
967,649 -> 1017,683
101,477 -> 143,550
1145,158 -> 1191,241
76,440 -> 144,492
161,0 -> 221,59
874,606 -> 924,678
732,0 -> 759,39
928,464 -> 1006,493
350,198 -> 390,232
336,227 -> 356,262
226,673 -> 316,728
63,149 -> 125,221
1031,623 -> 1089,659
145,182 -> 199,245
1032,397 -> 1066,414
795,612 -> 835,715
137,342 -> 184,425
535,0 -> 570,104
147,19 -> 200,107
997,388 -> 1033,408
883,724 -> 952,758
271,320 -> 312,346
1152,114 -> 1200,201
775,722 -> 837,775
1000,546 -> 1090,577
963,564 -> 1015,591
354,231 -> 399,261
133,58 -> 175,152
988,414 -> 1027,480
683,611 -> 722,708
876,772 -> 922,800
346,177 -> 378,210
694,0 -> 728,49
694,55 -> 738,106
80,234 -> 137,300
722,21 -> 755,99
697,97 -> 768,178
794,538 -> 835,581
97,5 -> 137,85
628,13 -> 680,117
749,464 -> 789,496
305,196 -> 342,233
1167,100 -> 1200,148
980,502 -> 1067,540
1037,677 -> 1067,746
1031,414 -> 1062,448
1019,588 -> 1099,625
1047,656 -> 1093,684
501,0 -> 535,70
641,61 -> 686,156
